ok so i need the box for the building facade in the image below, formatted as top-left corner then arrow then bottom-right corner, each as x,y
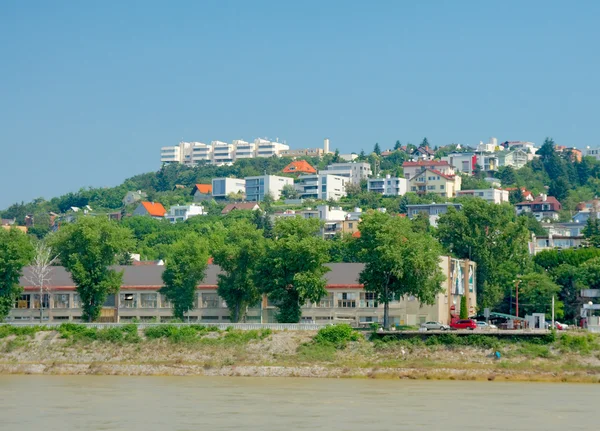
295,174 -> 348,201
165,204 -> 206,223
456,188 -> 509,204
320,162 -> 372,185
408,168 -> 462,198
406,203 -> 462,227
367,175 -> 408,196
402,160 -> 455,179
245,175 -> 294,201
212,178 -> 246,199
515,195 -> 562,221
12,259 -> 476,326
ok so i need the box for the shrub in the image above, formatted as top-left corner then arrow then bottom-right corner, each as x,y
314,324 -> 360,349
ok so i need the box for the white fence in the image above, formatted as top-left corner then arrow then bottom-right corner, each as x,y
3,322 -> 326,331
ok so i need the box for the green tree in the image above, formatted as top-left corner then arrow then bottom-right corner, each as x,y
496,166 -> 517,186
552,264 -> 582,321
583,216 -> 600,247
411,212 -> 431,234
459,295 -> 468,319
421,137 -> 430,148
549,177 -> 569,202
436,200 -> 531,309
255,217 -> 330,322
0,228 -> 34,320
50,217 -> 133,321
357,212 -> 445,328
517,273 -> 563,319
373,143 -> 381,155
212,220 -> 265,322
281,184 -> 299,200
160,234 -> 209,320
394,140 -> 401,150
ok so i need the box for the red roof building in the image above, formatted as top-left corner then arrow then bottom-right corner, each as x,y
515,195 -> 561,221
282,160 -> 317,175
133,201 -> 167,218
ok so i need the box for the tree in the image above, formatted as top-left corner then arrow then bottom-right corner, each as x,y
373,143 -> 381,156
583,216 -> 600,247
517,273 -> 563,319
459,295 -> 468,319
421,137 -> 430,148
436,200 -> 531,309
549,177 -> 569,202
281,184 -> 299,200
332,149 -> 341,163
0,229 -> 34,321
394,140 -> 401,150
160,234 -> 209,320
212,220 -> 265,322
496,166 -> 516,186
358,150 -> 366,160
51,217 -> 133,321
255,217 -> 330,322
519,213 -> 546,236
508,188 -> 525,205
411,212 -> 431,234
357,212 -> 445,328
24,242 -> 58,322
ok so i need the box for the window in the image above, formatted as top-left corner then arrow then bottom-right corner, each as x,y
337,292 -> 357,308
15,294 -> 31,309
359,316 -> 378,323
314,293 -> 333,308
348,222 -> 353,229
418,316 -> 427,324
427,185 -> 435,190
440,185 -> 445,190
201,293 -> 221,308
119,293 -> 137,309
53,294 -> 70,309
31,294 -> 50,309
360,292 -> 378,308
72,294 -> 81,308
160,294 -> 173,308
411,187 -> 416,191
140,293 -> 157,308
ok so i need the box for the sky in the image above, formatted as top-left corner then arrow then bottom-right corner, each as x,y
1,0 -> 599,209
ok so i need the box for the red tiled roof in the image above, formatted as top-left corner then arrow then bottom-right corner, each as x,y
516,195 -> 561,209
402,160 -> 450,167
352,231 -> 361,238
221,202 -> 260,214
193,184 -> 212,194
140,201 -> 166,217
283,160 -> 317,174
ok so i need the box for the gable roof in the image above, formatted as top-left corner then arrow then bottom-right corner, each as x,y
516,195 -> 561,209
221,202 -> 260,214
402,160 -> 450,168
192,184 -> 212,195
283,160 -> 317,174
140,201 -> 167,217
414,146 -> 435,156
409,168 -> 455,181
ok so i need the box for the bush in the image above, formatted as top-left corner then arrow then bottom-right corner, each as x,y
0,325 -> 45,338
314,324 -> 360,349
559,333 -> 599,354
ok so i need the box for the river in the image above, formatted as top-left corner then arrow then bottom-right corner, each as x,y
0,376 -> 595,430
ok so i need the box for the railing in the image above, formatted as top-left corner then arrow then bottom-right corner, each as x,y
2,322 -> 327,331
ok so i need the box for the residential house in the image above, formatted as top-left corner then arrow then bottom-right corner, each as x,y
515,195 -> 561,221
295,174 -> 347,201
282,160 -> 317,175
408,168 -> 462,198
245,175 -> 294,201
402,160 -> 455,180
165,204 -> 206,223
529,222 -> 586,254
497,149 -> 529,169
13,257 -> 476,326
221,202 -> 260,215
586,147 -> 600,162
504,187 -> 534,201
406,203 -> 462,227
132,201 -> 167,219
122,190 -> 147,206
503,141 -> 538,160
212,178 -> 246,199
367,175 -> 408,196
338,153 -> 358,162
456,188 -> 509,204
442,152 -> 498,174
319,162 -> 372,185
190,184 -> 213,202
573,209 -> 599,224
1,218 -> 15,226
555,146 -> 582,162
411,146 -> 435,160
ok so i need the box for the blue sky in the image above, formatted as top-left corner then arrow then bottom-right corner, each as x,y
1,0 -> 599,208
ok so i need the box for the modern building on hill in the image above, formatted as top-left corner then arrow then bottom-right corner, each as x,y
165,204 -> 206,223
320,162 -> 372,185
12,258 -> 476,325
294,174 -> 348,201
406,203 -> 462,227
245,175 -> 293,201
367,175 -> 408,196
515,194 -> 561,221
402,160 -> 455,179
442,152 -> 498,175
132,202 -> 167,219
212,178 -> 246,199
211,141 -> 235,165
408,168 -> 462,198
497,149 -> 529,169
456,188 -> 509,204
282,160 -> 317,175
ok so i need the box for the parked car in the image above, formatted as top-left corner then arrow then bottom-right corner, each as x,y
476,321 -> 498,330
450,319 -> 477,330
420,321 -> 450,331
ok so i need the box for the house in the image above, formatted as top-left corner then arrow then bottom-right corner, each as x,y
367,175 -> 408,196
412,146 -> 435,160
221,202 -> 260,215
555,146 -> 582,162
123,190 -> 147,206
442,152 -> 498,174
456,188 -> 509,204
212,178 -> 246,199
402,160 -> 455,180
504,187 -> 534,201
190,184 -> 213,202
12,257 -> 476,325
515,194 -> 561,221
245,175 -> 293,201
406,203 -> 462,227
408,168 -> 462,198
165,204 -> 206,223
573,209 -> 599,224
319,162 -> 372,185
1,218 -> 15,226
497,149 -> 529,169
282,160 -> 317,175
503,141 -> 538,160
295,174 -> 347,201
132,202 -> 167,219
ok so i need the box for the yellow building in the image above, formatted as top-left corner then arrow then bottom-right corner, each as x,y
408,168 -> 462,198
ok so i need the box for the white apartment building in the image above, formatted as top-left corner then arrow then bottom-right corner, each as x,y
456,188 -> 509,204
191,142 -> 212,163
320,162 -> 372,185
586,147 -> 600,161
160,143 -> 187,164
442,152 -> 498,174
254,138 -> 290,158
245,175 -> 293,202
165,204 -> 206,223
233,140 -> 255,160
212,178 -> 246,199
505,141 -> 538,160
211,141 -> 235,165
497,149 -> 529,169
367,175 -> 408,196
295,174 -> 348,201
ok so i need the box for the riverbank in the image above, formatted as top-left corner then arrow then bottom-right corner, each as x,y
1,325 -> 599,382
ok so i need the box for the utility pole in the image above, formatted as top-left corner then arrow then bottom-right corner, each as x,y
515,278 -> 520,318
551,296 -> 555,330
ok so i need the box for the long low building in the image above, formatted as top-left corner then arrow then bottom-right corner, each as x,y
12,258 -> 476,326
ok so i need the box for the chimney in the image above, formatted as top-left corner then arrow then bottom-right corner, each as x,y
324,138 -> 330,154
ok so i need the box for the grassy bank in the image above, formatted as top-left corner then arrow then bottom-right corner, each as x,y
1,324 -> 599,382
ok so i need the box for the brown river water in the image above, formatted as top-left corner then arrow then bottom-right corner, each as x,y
0,376 -> 595,431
